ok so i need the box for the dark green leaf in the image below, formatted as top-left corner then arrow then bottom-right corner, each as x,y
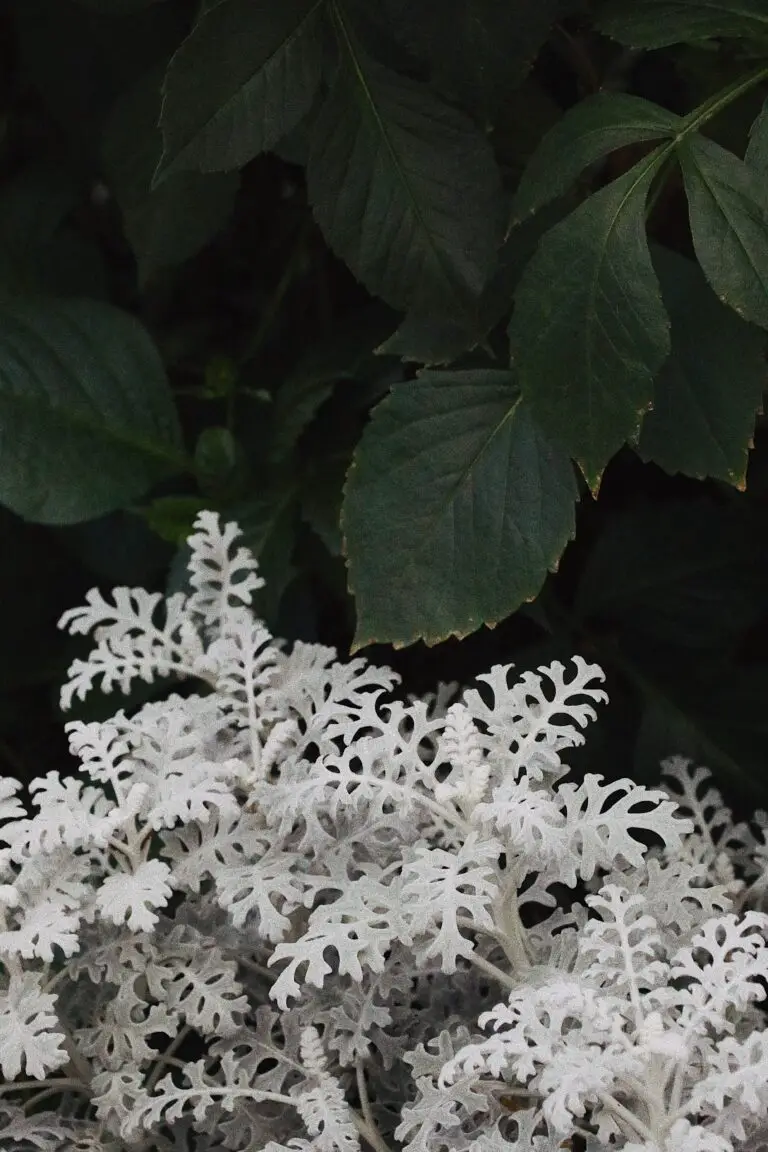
307,24 -> 504,316
511,93 -> 680,224
195,427 -> 248,500
105,69 -> 238,282
0,298 -> 184,523
576,501 -> 767,648
343,370 -> 577,648
379,201 -> 570,365
597,0 -> 768,47
143,495 -> 209,545
638,247 -> 765,486
745,98 -> 768,188
680,134 -> 768,330
157,0 -> 324,178
510,154 -> 670,488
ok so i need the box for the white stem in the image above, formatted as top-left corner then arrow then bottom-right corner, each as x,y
466,951 -> 517,991
598,1093 -> 654,1143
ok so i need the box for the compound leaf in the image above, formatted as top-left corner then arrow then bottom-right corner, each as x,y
680,134 -> 768,330
0,298 -> 183,523
307,19 -> 503,316
343,369 -> 577,648
510,154 -> 670,488
598,0 -> 768,47
157,0 -> 324,178
512,93 -> 680,223
638,247 -> 765,486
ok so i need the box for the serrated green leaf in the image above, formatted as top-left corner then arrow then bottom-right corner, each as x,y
105,69 -> 238,282
510,154 -> 670,488
157,0 -> 324,179
343,370 -> 577,649
679,134 -> 768,330
576,500 -> 767,649
511,93 -> 680,223
378,204 -> 567,365
307,14 -> 504,316
638,247 -> 764,486
0,298 -> 184,523
598,0 -> 768,47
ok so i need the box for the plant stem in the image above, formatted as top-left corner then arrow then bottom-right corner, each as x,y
356,1059 -> 377,1134
0,1077 -> 88,1098
641,63 -> 768,221
146,1025 -> 192,1094
352,1109 -> 394,1152
466,950 -> 518,991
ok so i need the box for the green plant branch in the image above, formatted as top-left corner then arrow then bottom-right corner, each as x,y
641,64 -> 768,216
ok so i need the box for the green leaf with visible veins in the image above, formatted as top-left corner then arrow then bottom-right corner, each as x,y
510,153 -> 671,489
157,0 -> 324,179
0,298 -> 184,523
307,10 -> 504,316
598,0 -> 768,47
511,93 -> 680,223
638,247 -> 765,486
679,134 -> 768,330
343,370 -> 577,649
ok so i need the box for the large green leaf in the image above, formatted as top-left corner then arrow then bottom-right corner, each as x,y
105,70 -> 238,283
679,135 -> 768,330
0,298 -> 184,523
307,16 -> 504,316
575,501 -> 767,649
638,247 -> 765,486
597,0 -> 768,47
511,93 -> 680,223
156,0 -> 324,179
343,370 -> 577,648
510,154 -> 670,488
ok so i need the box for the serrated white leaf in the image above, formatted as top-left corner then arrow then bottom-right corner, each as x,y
95,859 -> 173,932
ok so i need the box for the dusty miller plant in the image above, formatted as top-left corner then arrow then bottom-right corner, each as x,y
1,512 -> 768,1152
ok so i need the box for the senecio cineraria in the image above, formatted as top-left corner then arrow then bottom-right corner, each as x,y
0,514 -> 768,1152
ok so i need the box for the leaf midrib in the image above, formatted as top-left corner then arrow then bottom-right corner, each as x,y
330,0 -> 473,313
